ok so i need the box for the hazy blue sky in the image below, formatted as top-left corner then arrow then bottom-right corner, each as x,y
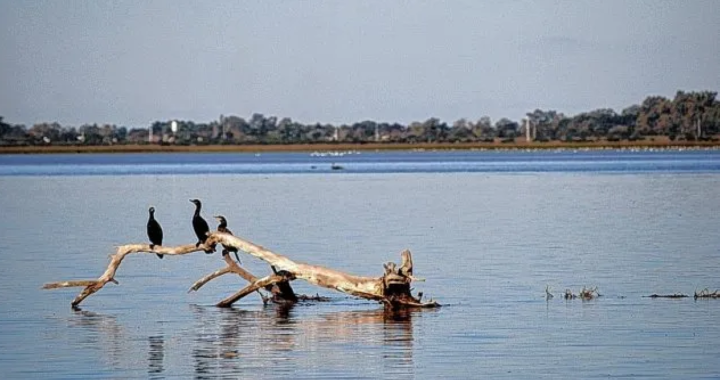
1,1 -> 718,127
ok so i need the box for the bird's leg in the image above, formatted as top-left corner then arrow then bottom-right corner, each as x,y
150,244 -> 155,250
233,251 -> 242,265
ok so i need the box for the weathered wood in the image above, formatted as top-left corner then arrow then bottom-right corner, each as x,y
43,280 -> 100,289
206,232 -> 439,308
43,243 -> 213,307
206,232 -> 385,298
216,274 -> 288,308
44,232 -> 439,309
190,253 -> 296,304
188,267 -> 233,293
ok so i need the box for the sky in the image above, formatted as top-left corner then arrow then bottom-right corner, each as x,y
1,1 -> 718,127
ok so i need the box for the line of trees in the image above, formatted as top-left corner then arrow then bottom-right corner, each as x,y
2,90 -> 719,147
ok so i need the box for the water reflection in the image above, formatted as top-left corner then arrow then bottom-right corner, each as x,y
187,304 -> 425,379
66,309 -> 124,369
323,308 -> 418,378
60,303 -> 425,378
148,335 -> 164,378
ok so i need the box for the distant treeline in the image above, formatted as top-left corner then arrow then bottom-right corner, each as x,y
2,90 -> 719,147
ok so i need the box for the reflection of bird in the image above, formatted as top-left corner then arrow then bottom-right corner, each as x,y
147,207 -> 164,259
189,199 -> 211,253
214,215 -> 241,263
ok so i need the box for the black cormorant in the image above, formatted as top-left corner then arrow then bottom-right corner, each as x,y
189,199 -> 212,253
214,215 -> 241,263
146,206 -> 164,259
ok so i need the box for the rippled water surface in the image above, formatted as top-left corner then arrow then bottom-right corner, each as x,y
1,151 -> 719,379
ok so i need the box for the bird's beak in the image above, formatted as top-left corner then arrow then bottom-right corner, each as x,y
188,199 -> 194,203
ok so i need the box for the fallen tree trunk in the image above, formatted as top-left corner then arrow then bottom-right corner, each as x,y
43,233 -> 439,309
205,232 -> 439,309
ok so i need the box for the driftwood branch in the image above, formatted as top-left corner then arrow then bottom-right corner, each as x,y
188,267 -> 233,292
43,243 -> 213,307
188,254 -> 257,292
217,274 -> 289,307
206,233 -> 439,308
189,253 -> 294,306
43,232 -> 439,309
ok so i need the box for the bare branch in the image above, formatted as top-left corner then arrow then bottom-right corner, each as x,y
43,243 -> 211,307
188,267 -> 233,293
43,280 -> 100,289
217,274 -> 286,308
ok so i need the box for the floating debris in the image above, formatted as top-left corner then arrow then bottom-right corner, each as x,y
564,286 -> 601,300
645,293 -> 689,299
695,288 -> 720,299
545,285 -> 554,300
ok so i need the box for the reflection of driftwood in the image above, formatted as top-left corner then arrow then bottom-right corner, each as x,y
43,243 -> 213,308
205,232 -> 439,309
695,288 -> 720,299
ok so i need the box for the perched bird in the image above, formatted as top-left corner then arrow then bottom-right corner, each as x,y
214,215 -> 241,263
189,199 -> 212,253
146,206 -> 164,259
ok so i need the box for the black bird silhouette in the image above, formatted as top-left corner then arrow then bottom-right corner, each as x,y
214,215 -> 241,263
146,206 -> 164,259
189,199 -> 212,253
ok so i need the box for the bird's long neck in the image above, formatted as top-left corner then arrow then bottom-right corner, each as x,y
194,204 -> 201,217
149,210 -> 155,220
218,220 -> 227,229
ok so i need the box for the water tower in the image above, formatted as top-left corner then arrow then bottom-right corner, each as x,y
171,120 -> 178,134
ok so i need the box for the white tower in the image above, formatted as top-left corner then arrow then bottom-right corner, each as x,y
524,118 -> 531,142
171,120 -> 178,134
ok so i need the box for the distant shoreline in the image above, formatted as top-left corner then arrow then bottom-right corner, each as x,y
1,139 -> 720,154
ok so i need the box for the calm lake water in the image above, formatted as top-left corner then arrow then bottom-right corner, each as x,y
0,150 -> 719,379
